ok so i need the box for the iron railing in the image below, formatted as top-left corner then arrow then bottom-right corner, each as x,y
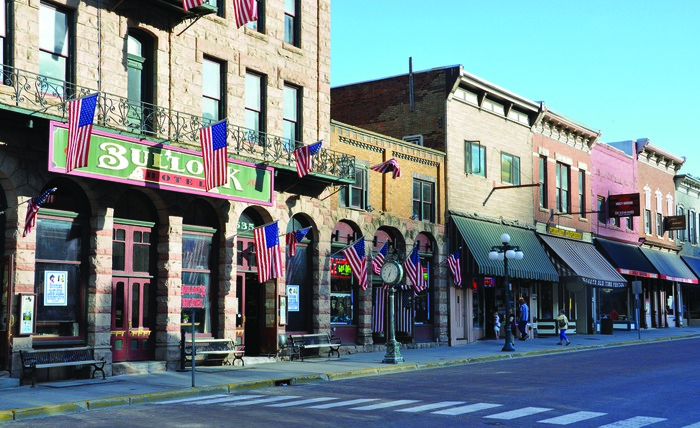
1,66 -> 355,181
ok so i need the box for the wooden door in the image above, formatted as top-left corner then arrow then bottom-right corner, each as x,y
111,277 -> 152,361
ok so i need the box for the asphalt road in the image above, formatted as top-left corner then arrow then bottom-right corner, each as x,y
5,338 -> 700,427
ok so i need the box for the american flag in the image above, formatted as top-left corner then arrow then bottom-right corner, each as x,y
370,158 -> 401,179
254,222 -> 283,283
294,141 -> 322,178
200,120 -> 228,191
372,241 -> 389,275
372,284 -> 390,333
183,0 -> 205,11
404,246 -> 427,293
446,250 -> 462,287
396,285 -> 413,334
233,0 -> 257,28
342,237 -> 368,291
286,227 -> 311,258
23,188 -> 57,237
66,93 -> 98,173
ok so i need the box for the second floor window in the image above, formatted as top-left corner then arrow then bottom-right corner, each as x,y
656,213 -> 663,237
501,153 -> 520,185
539,156 -> 547,209
465,141 -> 486,177
555,163 -> 569,213
578,170 -> 586,218
1,0 -> 7,68
690,210 -> 697,245
245,71 -> 265,139
283,84 -> 301,150
644,209 -> 651,234
598,196 -> 606,224
284,0 -> 300,46
247,0 -> 264,31
202,57 -> 224,122
40,3 -> 70,88
678,206 -> 686,241
413,179 -> 435,223
340,167 -> 367,209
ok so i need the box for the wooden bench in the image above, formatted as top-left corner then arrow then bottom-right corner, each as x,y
181,336 -> 245,367
19,347 -> 106,387
289,332 -> 341,361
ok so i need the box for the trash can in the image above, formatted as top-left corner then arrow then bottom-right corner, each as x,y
601,318 -> 614,335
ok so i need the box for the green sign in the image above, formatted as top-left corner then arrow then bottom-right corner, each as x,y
49,122 -> 273,205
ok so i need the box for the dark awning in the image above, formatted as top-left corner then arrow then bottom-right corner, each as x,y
452,216 -> 559,282
682,256 -> 700,284
594,238 -> 658,278
640,248 -> 698,284
539,235 -> 627,288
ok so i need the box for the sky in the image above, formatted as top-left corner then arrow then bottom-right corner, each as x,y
330,0 -> 700,175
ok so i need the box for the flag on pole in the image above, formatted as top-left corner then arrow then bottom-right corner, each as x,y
446,250 -> 462,287
23,188 -> 57,237
200,120 -> 228,191
66,93 -> 98,173
286,227 -> 311,258
404,245 -> 427,293
343,237 -> 368,291
372,241 -> 389,275
183,0 -> 206,11
370,158 -> 401,179
372,284 -> 390,333
233,0 -> 258,28
294,141 -> 322,177
396,285 -> 413,333
254,222 -> 283,283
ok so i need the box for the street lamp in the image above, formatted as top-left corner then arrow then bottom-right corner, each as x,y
379,249 -> 405,364
488,233 -> 524,352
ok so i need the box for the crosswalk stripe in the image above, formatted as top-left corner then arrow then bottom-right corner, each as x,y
154,394 -> 229,405
267,397 -> 338,407
599,416 -> 667,428
186,395 -> 266,405
221,395 -> 301,406
396,401 -> 467,413
681,423 -> 700,428
432,403 -> 502,415
308,398 -> 380,409
351,400 -> 421,410
539,411 -> 607,425
484,407 -> 553,420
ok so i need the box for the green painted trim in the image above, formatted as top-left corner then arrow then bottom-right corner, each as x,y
113,218 -> 156,228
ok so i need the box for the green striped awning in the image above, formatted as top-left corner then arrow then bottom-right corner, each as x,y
452,216 -> 559,282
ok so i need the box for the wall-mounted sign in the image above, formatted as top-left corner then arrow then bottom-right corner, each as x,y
608,193 -> 640,217
547,225 -> 583,240
664,215 -> 686,232
19,294 -> 35,336
48,122 -> 274,205
181,285 -> 206,309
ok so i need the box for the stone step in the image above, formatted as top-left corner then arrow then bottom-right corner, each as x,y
0,376 -> 19,389
112,361 -> 167,376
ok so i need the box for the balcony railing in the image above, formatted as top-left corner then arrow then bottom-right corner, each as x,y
1,66 -> 355,182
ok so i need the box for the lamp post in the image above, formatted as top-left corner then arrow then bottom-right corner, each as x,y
488,233 -> 524,352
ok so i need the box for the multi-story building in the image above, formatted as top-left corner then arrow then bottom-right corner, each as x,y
673,174 -> 700,325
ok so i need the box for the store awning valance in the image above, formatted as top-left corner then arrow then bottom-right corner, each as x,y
681,256 -> 700,284
640,248 -> 698,284
452,215 -> 559,282
594,238 -> 658,278
539,235 -> 627,288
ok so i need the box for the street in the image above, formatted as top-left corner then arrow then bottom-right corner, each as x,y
4,338 -> 700,427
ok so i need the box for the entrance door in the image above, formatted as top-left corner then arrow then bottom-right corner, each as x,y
111,277 -> 152,362
0,256 -> 12,370
243,274 -> 260,356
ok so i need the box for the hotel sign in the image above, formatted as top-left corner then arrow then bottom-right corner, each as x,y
48,122 -> 274,205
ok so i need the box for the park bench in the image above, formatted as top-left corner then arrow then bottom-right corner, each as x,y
289,332 -> 341,361
19,346 -> 106,387
181,336 -> 245,368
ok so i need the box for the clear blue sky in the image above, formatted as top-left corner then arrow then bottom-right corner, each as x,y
331,0 -> 699,175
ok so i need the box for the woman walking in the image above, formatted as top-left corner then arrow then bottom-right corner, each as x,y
556,309 -> 570,346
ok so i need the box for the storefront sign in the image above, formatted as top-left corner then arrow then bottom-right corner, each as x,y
287,285 -> 300,311
547,225 -> 583,240
44,271 -> 68,306
331,258 -> 351,278
664,215 -> 686,232
19,294 -> 35,336
48,122 -> 273,205
181,285 -> 206,308
608,193 -> 640,217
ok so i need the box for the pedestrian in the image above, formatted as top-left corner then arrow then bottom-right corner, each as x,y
493,311 -> 501,340
557,309 -> 570,346
518,297 -> 529,341
508,307 -> 518,344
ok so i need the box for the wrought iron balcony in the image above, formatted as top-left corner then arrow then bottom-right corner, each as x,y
1,66 -> 355,182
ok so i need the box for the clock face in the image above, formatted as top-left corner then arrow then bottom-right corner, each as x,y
380,261 -> 403,285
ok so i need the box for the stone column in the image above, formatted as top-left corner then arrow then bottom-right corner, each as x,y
89,205 -> 115,373
155,216 -> 183,370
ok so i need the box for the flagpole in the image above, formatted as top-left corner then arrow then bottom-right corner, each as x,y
253,220 -> 279,231
0,188 -> 58,216
329,236 -> 365,258
438,246 -> 463,266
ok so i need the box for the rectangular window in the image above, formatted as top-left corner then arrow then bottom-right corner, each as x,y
610,216 -> 619,228
578,170 -> 586,218
0,0 -> 6,68
182,233 -> 213,334
500,153 -> 520,185
283,83 -> 300,151
465,141 -> 486,177
555,163 -> 569,213
690,210 -> 697,245
40,3 -> 71,90
245,71 -> 265,140
598,196 -> 606,224
625,216 -> 633,230
644,209 -> 651,234
678,207 -> 686,241
340,167 -> 367,209
538,156 -> 547,209
413,179 -> 435,222
245,0 -> 263,30
656,213 -> 663,237
202,57 -> 224,122
284,0 -> 300,46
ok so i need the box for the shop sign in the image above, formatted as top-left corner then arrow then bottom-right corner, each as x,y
663,215 -> 686,232
331,258 -> 351,278
608,193 -> 640,217
182,285 -> 206,308
547,225 -> 583,240
48,122 -> 273,205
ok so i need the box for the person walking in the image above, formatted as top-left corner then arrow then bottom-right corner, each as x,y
518,297 -> 529,341
493,311 -> 501,340
557,309 -> 570,346
508,307 -> 518,345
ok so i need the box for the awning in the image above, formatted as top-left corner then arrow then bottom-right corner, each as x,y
452,216 -> 559,282
539,235 -> 627,288
682,256 -> 700,283
640,248 -> 698,284
594,238 -> 658,278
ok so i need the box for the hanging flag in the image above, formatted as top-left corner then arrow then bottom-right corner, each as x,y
370,158 -> 401,179
446,250 -> 462,287
294,141 -> 322,178
66,93 -> 98,173
404,245 -> 427,293
396,285 -> 413,334
183,0 -> 206,11
233,0 -> 258,28
23,188 -> 57,237
342,237 -> 368,291
286,227 -> 311,258
254,222 -> 283,283
372,284 -> 390,333
200,119 -> 228,191
371,241 -> 389,275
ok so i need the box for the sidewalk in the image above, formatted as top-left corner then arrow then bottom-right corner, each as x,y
1,328 -> 698,422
